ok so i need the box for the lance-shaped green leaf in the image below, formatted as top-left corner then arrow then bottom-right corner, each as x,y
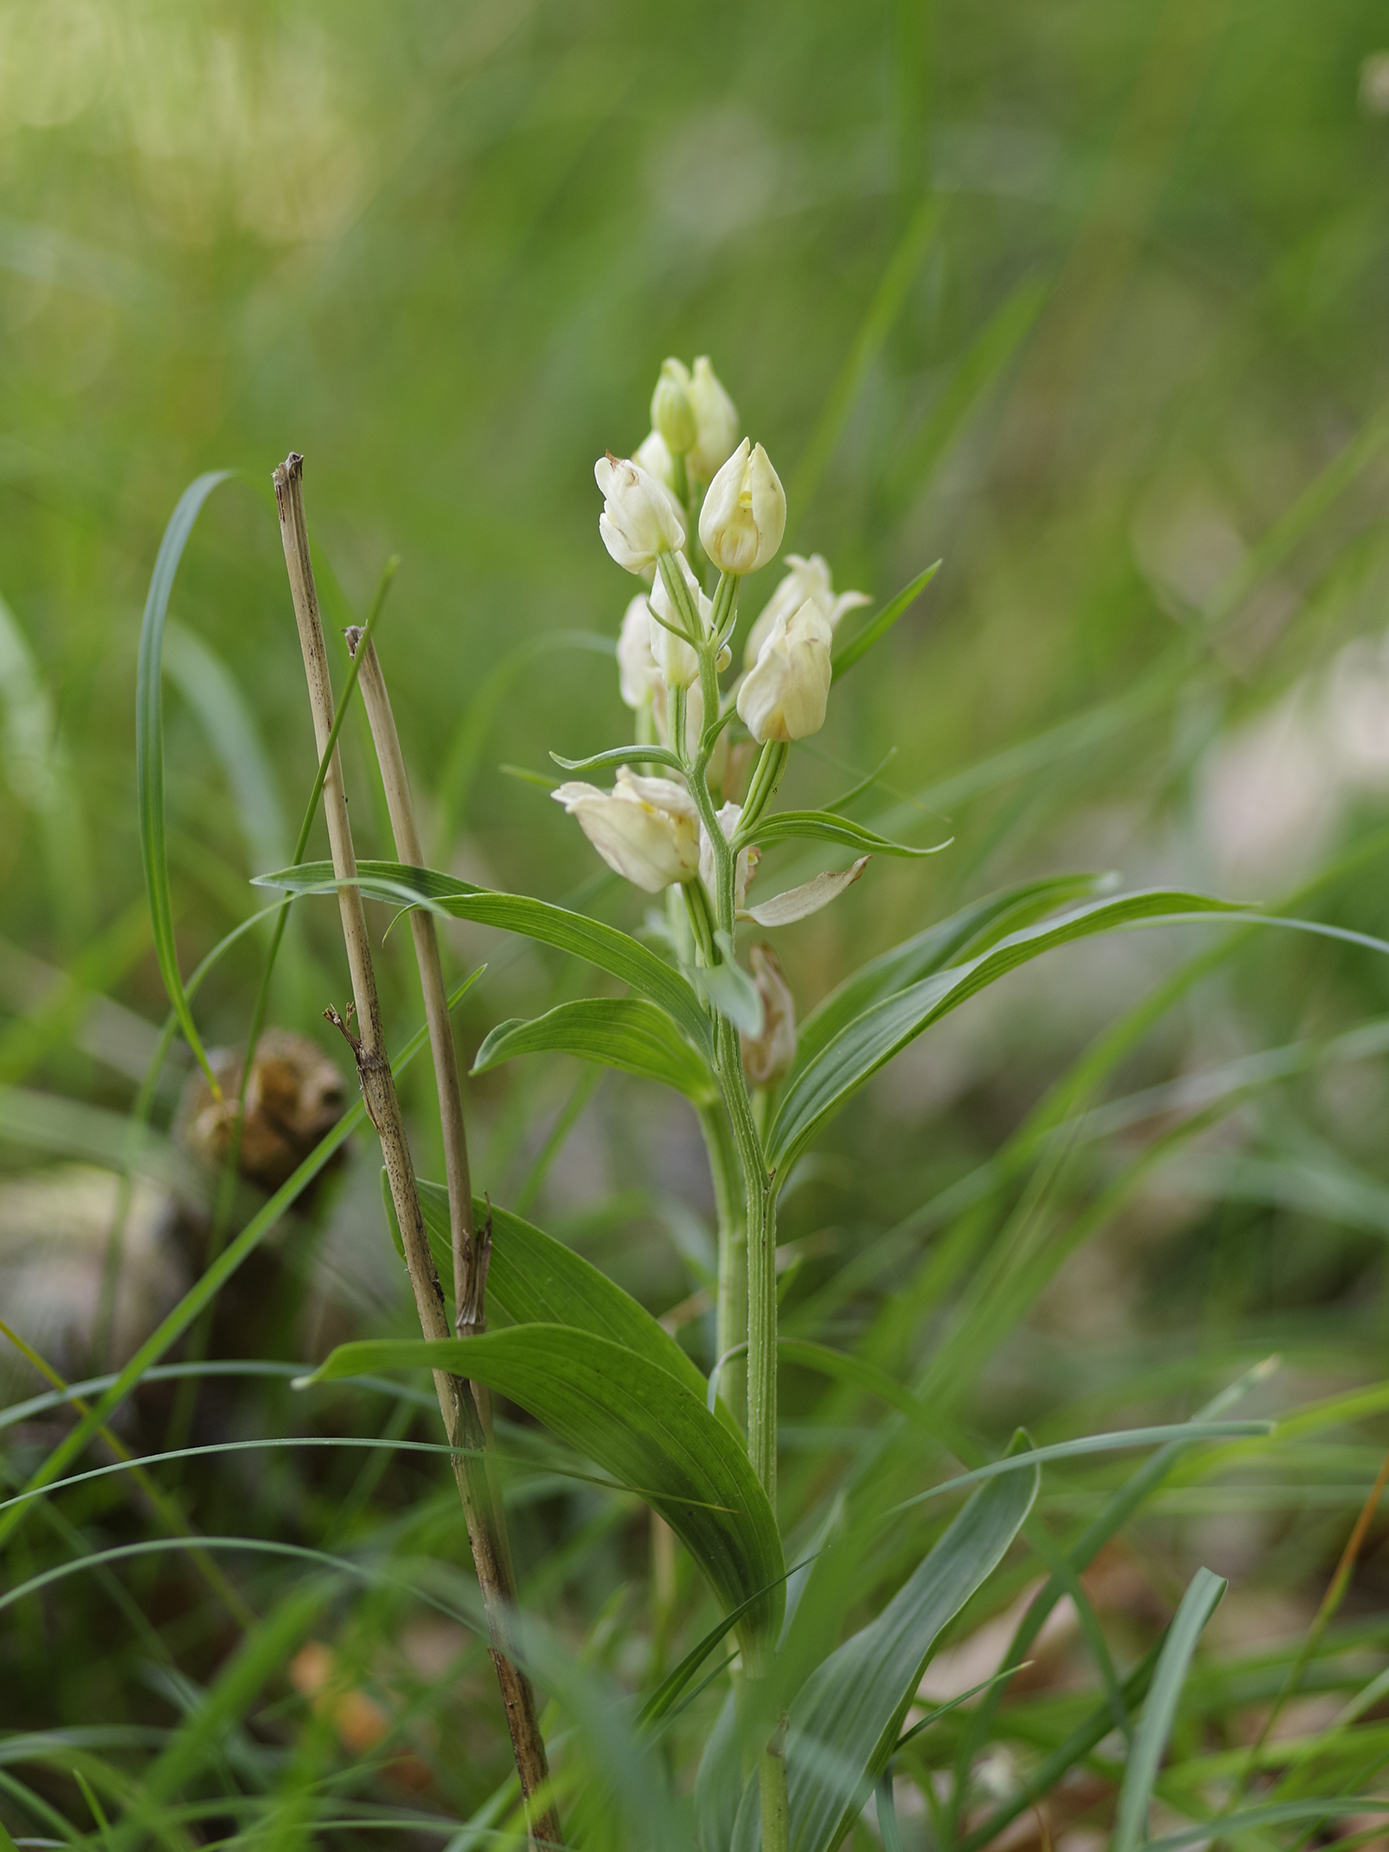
1111,1567 -> 1226,1852
770,889 -> 1240,1170
731,1438 -> 1041,1852
738,810 -> 948,858
883,273 -> 1050,517
395,1182 -> 739,1433
550,744 -> 685,776
794,872 -> 1108,1074
254,857 -> 711,1053
136,469 -> 233,1090
300,1327 -> 785,1646
472,997 -> 716,1101
831,561 -> 940,681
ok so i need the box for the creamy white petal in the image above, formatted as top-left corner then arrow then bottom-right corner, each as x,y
595,453 -> 686,574
552,766 -> 699,892
699,440 -> 786,576
688,356 -> 740,482
634,428 -> 676,488
738,856 -> 869,926
736,598 -> 833,743
617,593 -> 658,709
651,357 -> 696,455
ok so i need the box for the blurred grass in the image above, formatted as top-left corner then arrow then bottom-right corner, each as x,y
6,0 -> 1389,1846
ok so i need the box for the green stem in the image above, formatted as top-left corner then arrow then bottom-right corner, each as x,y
683,879 -> 717,965
709,568 -> 738,648
758,1730 -> 791,1852
675,587 -> 776,1505
677,586 -> 788,1840
663,555 -> 792,1829
655,551 -> 704,646
672,682 -> 687,760
721,1015 -> 776,1500
698,1104 -> 746,1428
736,740 -> 789,840
686,757 -> 777,1501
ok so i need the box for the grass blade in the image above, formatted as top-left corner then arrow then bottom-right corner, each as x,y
831,562 -> 940,681
945,1359 -> 1278,1830
788,195 -> 942,523
162,623 -> 289,877
638,1560 -> 812,1731
434,628 -> 616,846
1146,1800 -> 1389,1852
888,1422 -> 1270,1516
0,587 -> 93,944
135,470 -> 232,1092
883,271 -> 1051,512
1112,1567 -> 1227,1852
875,1771 -> 903,1852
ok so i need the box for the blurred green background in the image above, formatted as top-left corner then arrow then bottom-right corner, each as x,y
6,0 -> 1389,1286
5,0 -> 1386,970
8,0 -> 1389,1834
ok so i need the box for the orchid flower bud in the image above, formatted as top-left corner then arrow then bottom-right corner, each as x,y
736,597 -> 833,743
635,428 -> 677,490
651,358 -> 697,457
596,452 -> 686,575
699,439 -> 786,576
617,594 -> 658,710
740,944 -> 797,1089
648,550 -> 708,690
552,765 -> 700,893
743,553 -> 871,669
698,801 -> 758,912
688,356 -> 740,483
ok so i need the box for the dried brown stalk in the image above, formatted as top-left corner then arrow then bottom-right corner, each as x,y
273,454 -> 560,1848
341,625 -> 483,1340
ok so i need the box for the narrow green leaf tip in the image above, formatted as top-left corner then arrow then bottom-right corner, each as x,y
136,469 -> 234,1095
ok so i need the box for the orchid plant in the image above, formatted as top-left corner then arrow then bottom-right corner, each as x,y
89,356 -> 1272,1852
561,362 -> 907,1533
